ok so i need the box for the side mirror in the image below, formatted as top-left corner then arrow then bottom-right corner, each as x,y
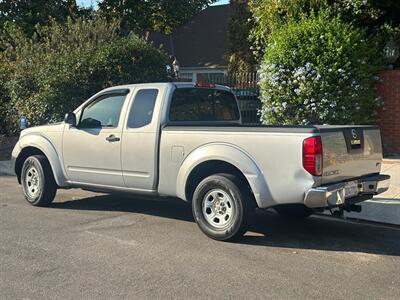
64,112 -> 77,127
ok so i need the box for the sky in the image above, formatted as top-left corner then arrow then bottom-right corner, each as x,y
77,0 -> 230,8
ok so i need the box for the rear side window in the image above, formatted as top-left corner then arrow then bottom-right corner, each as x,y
127,89 -> 159,128
169,88 -> 240,122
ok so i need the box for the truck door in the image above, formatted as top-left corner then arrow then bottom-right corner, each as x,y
121,87 -> 163,191
62,90 -> 129,187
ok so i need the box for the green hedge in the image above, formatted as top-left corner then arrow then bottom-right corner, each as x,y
0,59 -> 13,134
0,18 -> 168,133
258,12 -> 383,125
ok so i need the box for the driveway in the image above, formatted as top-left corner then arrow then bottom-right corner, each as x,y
1,176 -> 400,299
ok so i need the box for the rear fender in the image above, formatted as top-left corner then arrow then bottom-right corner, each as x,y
176,143 -> 273,208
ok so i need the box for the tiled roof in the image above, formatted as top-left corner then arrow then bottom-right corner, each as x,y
149,4 -> 230,68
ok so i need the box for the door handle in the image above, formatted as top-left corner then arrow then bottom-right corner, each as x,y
106,134 -> 120,142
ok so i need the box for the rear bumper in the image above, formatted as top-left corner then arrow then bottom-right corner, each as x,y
304,174 -> 391,208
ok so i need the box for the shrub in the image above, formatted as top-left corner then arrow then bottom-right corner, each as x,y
0,18 -> 168,133
258,12 -> 383,125
249,0 -> 327,60
249,0 -> 400,61
0,61 -> 13,134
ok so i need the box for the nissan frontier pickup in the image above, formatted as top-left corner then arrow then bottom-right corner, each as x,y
12,82 -> 391,240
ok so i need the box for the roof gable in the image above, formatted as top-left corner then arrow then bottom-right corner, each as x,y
150,4 -> 230,69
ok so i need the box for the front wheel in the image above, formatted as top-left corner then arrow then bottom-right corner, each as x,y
192,173 -> 255,241
21,155 -> 57,206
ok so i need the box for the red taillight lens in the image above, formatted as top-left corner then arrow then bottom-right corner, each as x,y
303,136 -> 323,176
195,82 -> 215,88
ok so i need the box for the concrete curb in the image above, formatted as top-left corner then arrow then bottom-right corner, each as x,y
0,160 -> 14,176
382,158 -> 400,164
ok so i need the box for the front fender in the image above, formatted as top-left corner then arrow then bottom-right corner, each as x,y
13,133 -> 68,187
176,143 -> 273,208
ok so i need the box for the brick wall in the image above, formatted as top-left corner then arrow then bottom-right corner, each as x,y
376,70 -> 400,155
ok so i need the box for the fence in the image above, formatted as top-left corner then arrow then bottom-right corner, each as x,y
178,72 -> 262,125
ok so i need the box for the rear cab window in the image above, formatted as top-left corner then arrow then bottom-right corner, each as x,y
169,88 -> 240,122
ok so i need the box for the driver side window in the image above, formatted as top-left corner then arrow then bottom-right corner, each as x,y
79,94 -> 126,128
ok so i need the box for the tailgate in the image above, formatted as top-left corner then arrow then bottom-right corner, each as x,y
316,125 -> 383,185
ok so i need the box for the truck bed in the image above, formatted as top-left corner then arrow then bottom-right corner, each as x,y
158,124 -> 382,208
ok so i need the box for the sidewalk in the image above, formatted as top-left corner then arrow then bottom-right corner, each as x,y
345,159 -> 400,225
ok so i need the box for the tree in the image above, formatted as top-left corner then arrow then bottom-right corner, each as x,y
249,0 -> 400,61
0,0 -> 94,54
0,62 -> 11,134
0,18 -> 168,133
0,0 -> 90,36
227,0 -> 255,73
330,0 -> 400,31
98,0 -> 216,36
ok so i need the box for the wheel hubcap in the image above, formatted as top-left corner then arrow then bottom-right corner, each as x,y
202,189 -> 234,228
25,166 -> 40,198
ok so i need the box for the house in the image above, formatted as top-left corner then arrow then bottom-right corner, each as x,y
149,4 -> 262,124
149,4 -> 230,82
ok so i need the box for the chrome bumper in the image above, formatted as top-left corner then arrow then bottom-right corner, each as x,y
304,174 -> 391,208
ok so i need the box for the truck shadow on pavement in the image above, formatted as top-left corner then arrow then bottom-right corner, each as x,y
51,194 -> 400,256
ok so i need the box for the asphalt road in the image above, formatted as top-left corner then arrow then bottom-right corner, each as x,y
1,176 -> 400,299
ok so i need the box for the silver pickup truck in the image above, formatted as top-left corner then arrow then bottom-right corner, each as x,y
12,82 -> 390,241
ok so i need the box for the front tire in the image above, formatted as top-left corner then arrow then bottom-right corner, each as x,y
192,173 -> 255,241
21,155 -> 57,206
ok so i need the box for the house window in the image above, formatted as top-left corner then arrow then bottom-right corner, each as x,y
179,72 -> 193,82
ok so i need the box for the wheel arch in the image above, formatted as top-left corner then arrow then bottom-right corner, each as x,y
14,134 -> 68,187
176,143 -> 273,208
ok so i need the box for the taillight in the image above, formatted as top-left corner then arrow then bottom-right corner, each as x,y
303,136 -> 323,176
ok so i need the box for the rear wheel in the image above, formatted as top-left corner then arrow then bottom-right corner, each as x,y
21,155 -> 57,206
192,173 -> 255,241
274,204 -> 313,220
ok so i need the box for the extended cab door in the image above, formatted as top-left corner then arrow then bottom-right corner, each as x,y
121,87 -> 165,191
62,90 -> 129,187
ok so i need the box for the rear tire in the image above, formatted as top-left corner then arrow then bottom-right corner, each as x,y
274,204 -> 313,220
192,173 -> 255,241
21,155 -> 57,206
